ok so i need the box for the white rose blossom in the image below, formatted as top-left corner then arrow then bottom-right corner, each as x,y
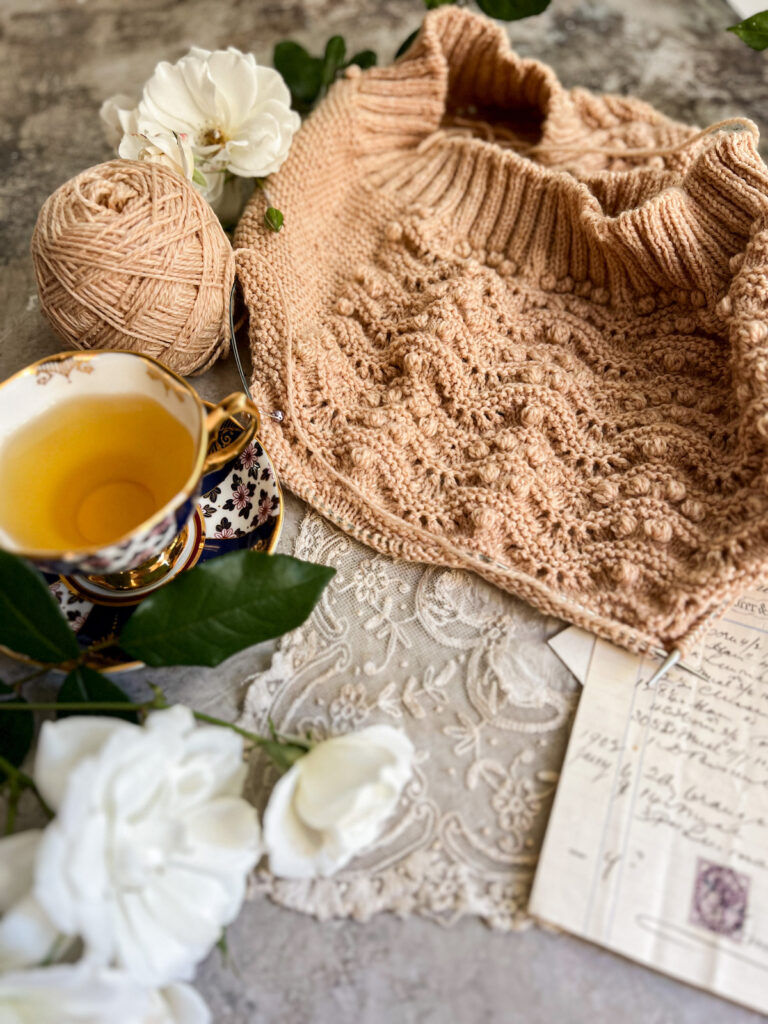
0,965 -> 209,1024
100,47 -> 299,210
140,47 -> 299,177
263,725 -> 414,878
29,706 -> 261,986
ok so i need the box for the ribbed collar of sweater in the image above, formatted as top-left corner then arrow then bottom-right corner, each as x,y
351,7 -> 767,306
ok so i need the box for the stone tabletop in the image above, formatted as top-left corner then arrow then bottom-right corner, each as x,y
2,0 -> 767,1020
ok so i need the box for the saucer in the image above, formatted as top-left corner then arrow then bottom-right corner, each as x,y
29,415 -> 284,673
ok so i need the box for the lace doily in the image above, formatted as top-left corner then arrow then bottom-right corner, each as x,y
240,512 -> 579,929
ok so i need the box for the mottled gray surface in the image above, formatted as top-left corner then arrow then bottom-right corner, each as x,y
1,0 -> 768,1020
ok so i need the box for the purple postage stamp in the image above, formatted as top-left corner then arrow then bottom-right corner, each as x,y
690,858 -> 750,941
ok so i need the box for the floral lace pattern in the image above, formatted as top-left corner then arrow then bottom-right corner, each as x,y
240,512 -> 579,928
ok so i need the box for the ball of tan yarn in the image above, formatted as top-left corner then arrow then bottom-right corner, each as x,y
31,159 -> 235,376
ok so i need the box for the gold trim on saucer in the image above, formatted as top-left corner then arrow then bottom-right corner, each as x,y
88,523 -> 191,592
268,480 -> 285,555
63,509 -> 207,608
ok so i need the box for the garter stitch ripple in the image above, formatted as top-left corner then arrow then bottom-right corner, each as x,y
235,7 -> 768,657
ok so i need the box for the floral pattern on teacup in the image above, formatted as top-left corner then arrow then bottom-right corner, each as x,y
144,366 -> 187,403
48,581 -> 91,634
201,441 -> 280,541
34,359 -> 94,386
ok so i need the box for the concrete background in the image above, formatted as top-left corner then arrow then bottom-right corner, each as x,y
1,0 -> 767,1020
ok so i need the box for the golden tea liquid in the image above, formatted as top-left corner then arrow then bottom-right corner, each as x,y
0,394 -> 196,550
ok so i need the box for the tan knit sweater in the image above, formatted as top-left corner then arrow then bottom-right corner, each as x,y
235,7 -> 768,657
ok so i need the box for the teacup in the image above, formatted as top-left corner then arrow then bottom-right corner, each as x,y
0,350 -> 259,588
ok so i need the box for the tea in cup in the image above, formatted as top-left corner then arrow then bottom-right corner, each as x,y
0,351 -> 259,586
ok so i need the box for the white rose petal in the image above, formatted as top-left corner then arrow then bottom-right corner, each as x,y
0,965 -> 209,1024
34,717 -> 132,811
264,725 -> 414,879
0,832 -> 63,971
0,832 -> 43,911
99,94 -> 138,147
193,167 -> 227,208
152,982 -> 211,1024
0,893 -> 64,971
32,706 -> 261,986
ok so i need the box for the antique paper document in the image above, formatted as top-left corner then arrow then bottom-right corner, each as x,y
532,588 -> 768,1014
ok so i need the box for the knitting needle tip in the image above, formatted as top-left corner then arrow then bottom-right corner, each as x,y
644,649 -> 681,687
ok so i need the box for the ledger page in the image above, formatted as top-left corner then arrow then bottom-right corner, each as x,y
531,588 -> 768,1015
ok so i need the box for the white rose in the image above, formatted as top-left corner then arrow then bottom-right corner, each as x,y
263,725 -> 414,878
31,706 -> 261,986
137,47 -> 300,179
100,47 -> 297,216
0,965 -> 209,1024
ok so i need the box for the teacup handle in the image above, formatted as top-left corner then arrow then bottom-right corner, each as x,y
203,393 -> 261,472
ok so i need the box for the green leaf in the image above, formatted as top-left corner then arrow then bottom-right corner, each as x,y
57,666 -> 139,723
274,36 -> 366,111
348,50 -> 377,70
322,35 -> 347,87
192,167 -> 207,187
728,11 -> 768,50
264,206 -> 284,232
0,684 -> 34,779
395,30 -> 419,59
476,0 -> 551,20
0,550 -> 79,663
120,551 -> 336,668
274,41 -> 324,108
424,0 -> 455,8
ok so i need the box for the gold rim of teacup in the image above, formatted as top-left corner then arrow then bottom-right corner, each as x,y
0,349 -> 257,563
